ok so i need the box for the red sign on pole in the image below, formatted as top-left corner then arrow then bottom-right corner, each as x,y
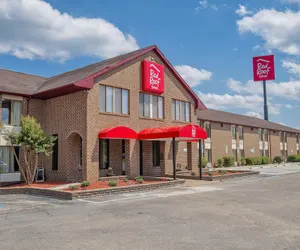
253,55 -> 275,82
142,60 -> 164,94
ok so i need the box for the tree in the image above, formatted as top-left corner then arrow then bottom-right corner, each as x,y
5,116 -> 56,184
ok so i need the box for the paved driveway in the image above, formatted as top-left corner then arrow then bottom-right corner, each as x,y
1,169 -> 300,249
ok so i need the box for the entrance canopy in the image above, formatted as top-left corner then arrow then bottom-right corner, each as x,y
138,124 -> 207,140
98,126 -> 138,139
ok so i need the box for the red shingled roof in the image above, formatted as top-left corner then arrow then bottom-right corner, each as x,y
0,45 -> 205,109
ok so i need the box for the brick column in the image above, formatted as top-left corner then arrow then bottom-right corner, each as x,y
126,140 -> 140,177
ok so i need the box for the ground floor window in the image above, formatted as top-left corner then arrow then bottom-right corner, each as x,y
232,149 -> 237,162
79,137 -> 83,170
0,146 -> 20,173
152,141 -> 161,167
52,134 -> 58,170
205,149 -> 211,163
264,150 -> 269,157
260,150 -> 264,157
240,149 -> 245,159
100,139 -> 110,169
122,140 -> 126,174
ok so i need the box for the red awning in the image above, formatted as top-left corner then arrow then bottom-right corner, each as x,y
98,126 -> 138,139
138,124 -> 207,140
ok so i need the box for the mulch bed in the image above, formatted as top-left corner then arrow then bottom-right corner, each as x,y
64,178 -> 166,192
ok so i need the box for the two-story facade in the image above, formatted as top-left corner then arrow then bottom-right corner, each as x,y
197,109 -> 300,166
0,45 -> 206,183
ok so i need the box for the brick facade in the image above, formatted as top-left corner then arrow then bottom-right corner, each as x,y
8,50 -> 198,182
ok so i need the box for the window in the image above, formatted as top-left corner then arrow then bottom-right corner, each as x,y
99,85 -> 129,115
260,150 -> 264,156
258,129 -> 263,141
52,135 -> 58,171
284,132 -> 287,143
2,99 -> 22,126
204,122 -> 211,138
172,99 -> 190,122
240,149 -> 245,159
297,135 -> 299,144
152,141 -> 161,167
265,150 -> 269,157
264,129 -> 269,142
99,139 -> 110,169
139,93 -> 163,119
0,146 -> 20,173
231,126 -> 236,140
205,149 -> 211,163
238,126 -> 244,140
232,149 -> 237,162
280,132 -> 284,143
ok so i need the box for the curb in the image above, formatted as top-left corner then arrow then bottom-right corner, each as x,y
0,179 -> 185,200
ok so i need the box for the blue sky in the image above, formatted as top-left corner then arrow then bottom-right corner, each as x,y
1,0 -> 300,127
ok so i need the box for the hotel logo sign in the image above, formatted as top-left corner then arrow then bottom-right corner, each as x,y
191,126 -> 196,138
253,55 -> 275,82
142,60 -> 164,94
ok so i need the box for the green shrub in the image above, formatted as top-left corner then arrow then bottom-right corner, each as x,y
202,157 -> 208,168
223,156 -> 235,167
81,180 -> 90,187
0,166 -> 3,174
215,158 -> 223,168
240,157 -> 246,166
123,178 -> 128,182
108,180 -> 117,187
69,184 -> 79,190
135,176 -> 143,183
245,156 -> 269,166
287,154 -> 300,162
219,170 -> 227,175
273,156 -> 283,164
261,156 -> 270,164
207,171 -> 213,177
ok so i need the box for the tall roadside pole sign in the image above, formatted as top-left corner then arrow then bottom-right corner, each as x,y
253,55 -> 275,121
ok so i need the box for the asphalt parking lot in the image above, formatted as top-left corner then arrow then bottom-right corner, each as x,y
1,167 -> 300,250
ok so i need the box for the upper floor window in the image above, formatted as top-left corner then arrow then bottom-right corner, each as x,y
172,99 -> 190,122
2,99 -> 22,126
139,93 -> 163,119
264,129 -> 269,142
238,126 -> 243,140
284,132 -> 287,143
258,129 -> 263,141
99,85 -> 129,115
204,122 -> 211,138
231,125 -> 236,140
297,135 -> 299,144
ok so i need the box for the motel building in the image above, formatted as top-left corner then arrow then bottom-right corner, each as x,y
0,45 -> 299,184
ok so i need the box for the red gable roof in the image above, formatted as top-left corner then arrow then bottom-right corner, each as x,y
0,45 -> 206,109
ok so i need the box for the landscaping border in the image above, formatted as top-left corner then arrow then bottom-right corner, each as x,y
0,178 -> 185,200
166,170 -> 260,181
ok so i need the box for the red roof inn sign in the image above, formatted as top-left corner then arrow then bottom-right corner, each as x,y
253,55 -> 275,82
142,60 -> 164,94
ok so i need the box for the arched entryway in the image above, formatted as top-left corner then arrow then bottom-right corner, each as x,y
66,131 -> 83,182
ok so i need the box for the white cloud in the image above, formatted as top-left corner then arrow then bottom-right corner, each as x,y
282,0 -> 300,4
175,65 -> 212,87
235,5 -> 252,16
237,9 -> 300,56
195,0 -> 218,12
197,91 -> 280,115
0,0 -> 139,61
245,111 -> 262,119
285,104 -> 293,109
227,78 -> 300,100
282,60 -> 300,77
232,48 -> 238,52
